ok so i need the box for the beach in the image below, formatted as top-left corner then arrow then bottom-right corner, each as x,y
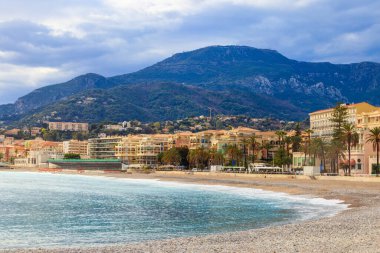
1,169 -> 380,253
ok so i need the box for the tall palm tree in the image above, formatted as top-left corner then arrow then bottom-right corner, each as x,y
283,136 -> 293,169
261,142 -> 273,162
342,123 -> 359,176
241,138 -> 248,172
310,137 -> 327,171
188,147 -> 209,170
366,127 -> 380,176
225,145 -> 242,167
209,149 -> 224,166
248,135 -> 261,171
326,139 -> 345,174
275,130 -> 287,148
304,129 -> 314,166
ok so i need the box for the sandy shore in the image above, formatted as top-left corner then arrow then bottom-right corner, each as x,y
1,169 -> 380,253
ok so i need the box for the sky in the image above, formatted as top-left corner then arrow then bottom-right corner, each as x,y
0,0 -> 379,103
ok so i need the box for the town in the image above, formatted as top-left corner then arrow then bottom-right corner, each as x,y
1,102 -> 379,176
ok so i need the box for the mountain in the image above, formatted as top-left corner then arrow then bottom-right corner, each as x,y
2,45 -> 380,125
21,83 -> 304,123
0,73 -> 117,117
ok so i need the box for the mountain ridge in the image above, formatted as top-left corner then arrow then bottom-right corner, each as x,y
1,45 -> 380,124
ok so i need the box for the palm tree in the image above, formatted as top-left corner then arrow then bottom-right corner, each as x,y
342,123 -> 359,176
261,142 -> 273,162
304,129 -> 314,166
310,137 -> 327,171
283,136 -> 293,169
366,127 -> 380,176
241,138 -> 248,172
326,139 -> 345,174
188,147 -> 210,170
275,130 -> 287,148
248,135 -> 261,172
225,145 -> 242,168
209,149 -> 224,166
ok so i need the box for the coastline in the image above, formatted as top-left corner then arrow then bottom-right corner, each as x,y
1,169 -> 380,253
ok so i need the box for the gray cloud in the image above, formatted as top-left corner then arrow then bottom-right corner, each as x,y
0,0 -> 379,103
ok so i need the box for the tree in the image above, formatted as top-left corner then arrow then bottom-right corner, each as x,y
224,145 -> 242,166
0,152 -> 3,161
241,138 -> 248,172
261,142 -> 273,161
209,149 -> 224,165
305,129 -> 314,165
64,153 -> 81,159
188,147 -> 209,169
162,148 -> 181,166
275,130 -> 287,148
366,127 -> 380,176
273,147 -> 291,168
292,123 -> 302,152
283,136 -> 293,169
248,135 -> 261,172
177,147 -> 190,168
342,123 -> 359,176
157,152 -> 164,164
326,139 -> 345,174
309,137 -> 327,172
331,103 -> 349,141
330,103 -> 348,173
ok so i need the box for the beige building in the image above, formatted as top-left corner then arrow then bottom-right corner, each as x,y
309,102 -> 378,138
86,127 -> 287,168
48,122 -> 89,132
309,102 -> 380,175
63,140 -> 89,158
88,137 -> 122,159
116,134 -> 170,167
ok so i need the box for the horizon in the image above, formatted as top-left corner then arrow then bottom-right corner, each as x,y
1,0 -> 380,103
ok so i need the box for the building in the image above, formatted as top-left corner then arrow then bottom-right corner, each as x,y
88,137 -> 122,159
63,140 -> 89,158
104,124 -> 125,131
48,122 -> 89,132
14,150 -> 64,167
309,102 -> 379,139
308,102 -> 380,175
118,134 -> 170,167
86,127 -> 288,169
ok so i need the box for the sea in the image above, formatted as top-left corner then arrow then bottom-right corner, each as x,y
0,171 -> 347,249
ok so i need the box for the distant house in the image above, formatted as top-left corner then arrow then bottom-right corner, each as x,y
48,122 -> 89,132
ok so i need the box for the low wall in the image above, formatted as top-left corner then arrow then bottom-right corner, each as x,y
155,171 -> 310,180
154,171 -> 380,183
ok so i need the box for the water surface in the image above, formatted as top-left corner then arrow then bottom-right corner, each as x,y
0,172 -> 346,249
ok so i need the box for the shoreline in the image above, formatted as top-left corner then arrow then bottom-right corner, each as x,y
1,169 -> 379,252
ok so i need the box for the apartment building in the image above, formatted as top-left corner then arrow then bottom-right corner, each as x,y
309,102 -> 378,138
116,135 -> 170,167
88,137 -> 122,159
48,122 -> 89,132
13,139 -> 64,167
309,102 -> 380,175
63,140 -> 89,158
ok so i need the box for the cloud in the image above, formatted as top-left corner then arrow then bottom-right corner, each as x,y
0,0 -> 379,103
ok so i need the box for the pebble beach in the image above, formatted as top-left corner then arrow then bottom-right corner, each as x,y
1,170 -> 380,253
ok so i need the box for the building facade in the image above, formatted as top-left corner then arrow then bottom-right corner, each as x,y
309,102 -> 380,175
63,140 -> 89,158
48,122 -> 89,132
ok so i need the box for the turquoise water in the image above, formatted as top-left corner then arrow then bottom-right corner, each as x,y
0,172 -> 346,249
